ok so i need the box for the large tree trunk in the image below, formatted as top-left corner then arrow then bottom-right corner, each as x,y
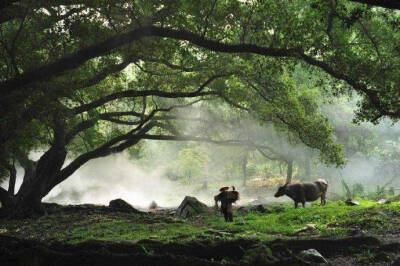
7,162 -> 16,195
0,146 -> 67,217
0,188 -> 15,217
0,161 -> 16,217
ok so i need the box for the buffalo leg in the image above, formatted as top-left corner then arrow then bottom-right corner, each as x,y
294,201 -> 298,208
302,201 -> 305,207
321,191 -> 327,206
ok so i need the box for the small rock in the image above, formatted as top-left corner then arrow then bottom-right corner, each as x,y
249,196 -> 268,205
345,199 -> 360,206
149,201 -> 158,209
377,199 -> 387,204
298,249 -> 328,264
294,224 -> 317,235
235,221 -> 246,226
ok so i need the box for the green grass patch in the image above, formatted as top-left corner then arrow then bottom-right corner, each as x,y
205,199 -> 400,238
1,199 -> 400,244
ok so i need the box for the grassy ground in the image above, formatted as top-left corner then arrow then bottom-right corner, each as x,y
208,199 -> 400,239
1,199 -> 400,245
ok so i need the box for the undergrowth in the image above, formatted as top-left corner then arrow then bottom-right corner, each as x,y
1,199 -> 400,244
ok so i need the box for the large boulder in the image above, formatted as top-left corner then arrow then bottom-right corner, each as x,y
298,249 -> 328,264
149,201 -> 158,209
345,199 -> 360,206
294,224 -> 317,235
175,196 -> 208,218
377,199 -> 388,204
248,196 -> 268,205
109,199 -> 142,213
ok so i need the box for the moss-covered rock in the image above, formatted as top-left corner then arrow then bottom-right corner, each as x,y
109,199 -> 142,213
175,196 -> 208,218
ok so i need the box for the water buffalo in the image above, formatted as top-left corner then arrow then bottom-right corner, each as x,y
274,179 -> 328,208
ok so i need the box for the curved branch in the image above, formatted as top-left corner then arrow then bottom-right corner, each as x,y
141,134 -> 283,153
73,74 -> 226,114
56,121 -> 156,186
65,119 -> 97,144
0,26 -> 297,95
75,57 -> 137,91
98,117 -> 141,125
66,98 -> 207,143
297,53 -> 391,117
255,147 -> 282,161
0,25 -> 394,119
358,20 -> 381,60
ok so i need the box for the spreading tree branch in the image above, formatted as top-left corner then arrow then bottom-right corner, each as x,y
73,74 -> 226,114
65,98 -> 206,144
140,134 -> 283,151
56,121 -> 157,186
0,25 -> 395,119
0,26 -> 298,95
255,146 -> 282,161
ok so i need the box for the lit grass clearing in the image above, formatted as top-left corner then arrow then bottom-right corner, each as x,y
1,199 -> 400,244
206,199 -> 400,238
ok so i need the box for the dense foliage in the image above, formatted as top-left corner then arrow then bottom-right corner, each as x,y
0,0 -> 399,215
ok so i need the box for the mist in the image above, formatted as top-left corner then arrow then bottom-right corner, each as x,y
44,152 -> 216,208
3,100 -> 400,209
319,99 -> 400,197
